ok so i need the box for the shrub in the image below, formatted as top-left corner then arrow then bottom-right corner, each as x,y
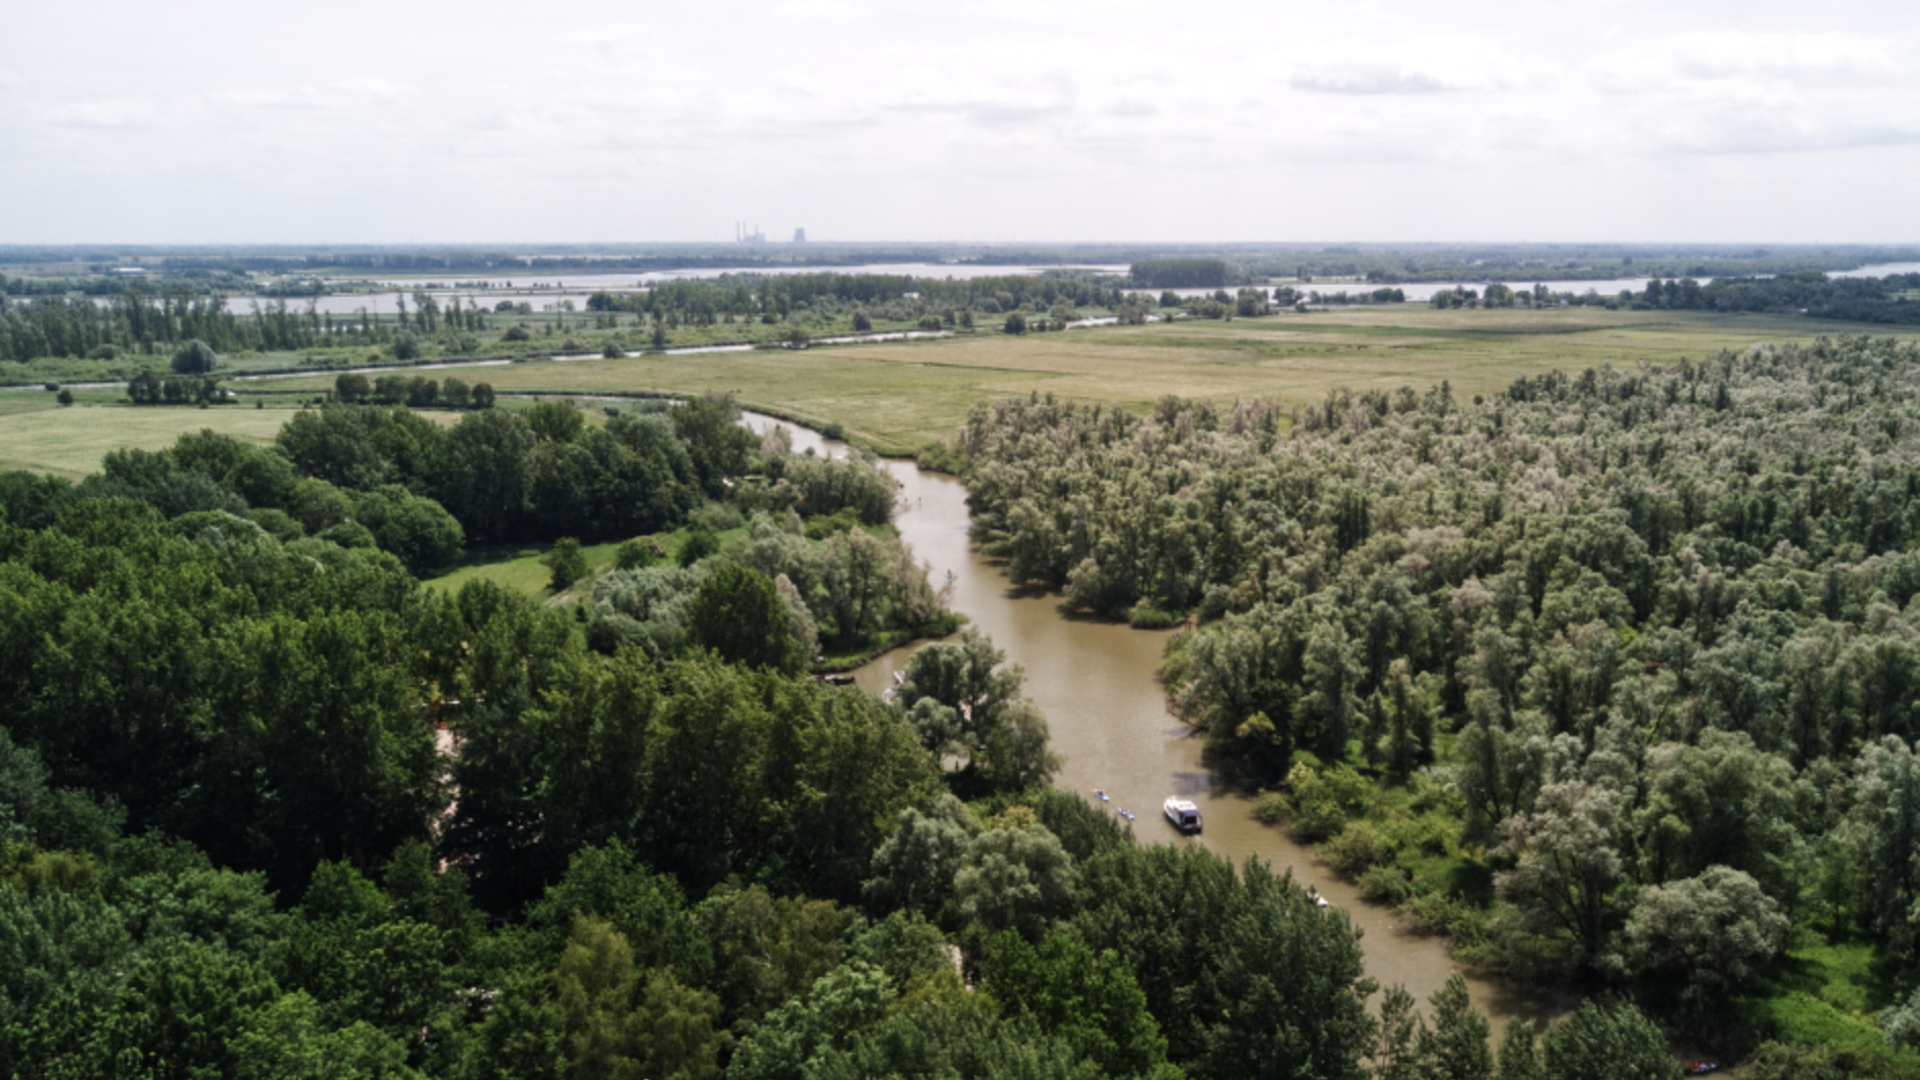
1252,791 -> 1289,826
1322,821 -> 1392,875
1286,761 -> 1372,842
615,536 -> 665,571
1127,601 -> 1183,629
678,528 -> 719,567
544,537 -> 588,591
1358,865 -> 1414,904
170,339 -> 216,374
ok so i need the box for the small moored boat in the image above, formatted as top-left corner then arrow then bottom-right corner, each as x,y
1093,789 -> 1110,801
1117,808 -> 1135,822
1163,797 -> 1202,834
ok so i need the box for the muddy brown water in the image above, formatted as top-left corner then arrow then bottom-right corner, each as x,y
743,412 -> 1568,1027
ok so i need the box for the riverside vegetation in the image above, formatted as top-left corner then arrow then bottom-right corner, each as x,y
0,388 -> 1691,1079
11,262 -> 1920,1076
2,394 -> 1646,1080
956,334 -> 1920,1074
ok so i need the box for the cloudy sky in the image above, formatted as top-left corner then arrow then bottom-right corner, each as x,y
2,0 -> 1917,244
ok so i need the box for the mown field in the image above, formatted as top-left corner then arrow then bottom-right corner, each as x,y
0,395 -> 304,477
8,307 -> 1920,474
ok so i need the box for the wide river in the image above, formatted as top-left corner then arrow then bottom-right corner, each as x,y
742,412 -> 1567,1027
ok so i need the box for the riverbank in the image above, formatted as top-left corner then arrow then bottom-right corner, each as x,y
738,410 -> 1562,1028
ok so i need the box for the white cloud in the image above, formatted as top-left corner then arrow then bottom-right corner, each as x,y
5,0 -> 1920,242
47,97 -> 161,129
772,0 -> 867,20
1588,31 -> 1913,91
1289,40 -> 1560,96
1290,64 -> 1472,95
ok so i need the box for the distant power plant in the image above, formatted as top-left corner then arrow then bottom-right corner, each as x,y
733,222 -> 806,243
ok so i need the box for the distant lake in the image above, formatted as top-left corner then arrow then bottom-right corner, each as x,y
193,261 -> 1920,316
247,263 -> 1129,316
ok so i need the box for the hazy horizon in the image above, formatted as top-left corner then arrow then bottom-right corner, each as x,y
4,0 -> 1917,246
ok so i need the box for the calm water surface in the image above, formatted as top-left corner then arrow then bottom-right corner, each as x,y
742,412 -> 1569,1026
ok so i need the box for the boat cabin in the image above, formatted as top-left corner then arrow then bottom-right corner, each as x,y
1163,797 -> 1202,833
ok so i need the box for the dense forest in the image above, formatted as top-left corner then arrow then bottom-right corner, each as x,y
958,335 -> 1920,1070
0,390 -> 1706,1078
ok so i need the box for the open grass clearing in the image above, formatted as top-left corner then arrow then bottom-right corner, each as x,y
423,525 -> 749,600
0,402 -> 307,478
13,307 -> 1920,478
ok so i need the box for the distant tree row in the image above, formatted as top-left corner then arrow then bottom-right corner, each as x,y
0,287 -> 494,364
1129,259 -> 1246,289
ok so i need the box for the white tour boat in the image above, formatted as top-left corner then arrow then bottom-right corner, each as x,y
1163,797 -> 1202,834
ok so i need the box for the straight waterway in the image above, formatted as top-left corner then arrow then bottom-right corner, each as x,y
741,412 -> 1569,1027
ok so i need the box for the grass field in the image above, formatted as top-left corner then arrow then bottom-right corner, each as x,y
0,399 -> 306,478
251,307 -> 1920,453
9,308 -> 1920,477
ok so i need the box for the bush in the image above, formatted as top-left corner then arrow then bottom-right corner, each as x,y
678,528 -> 719,567
1401,891 -> 1489,943
55,389 -> 73,406
1285,761 -> 1372,842
390,333 -> 421,361
1003,312 -> 1027,335
602,341 -> 624,358
803,506 -> 864,540
170,339 -> 216,374
1126,601 -> 1183,629
689,502 -> 745,532
544,537 -> 589,591
1357,865 -> 1414,904
502,325 -> 531,343
852,311 -> 873,332
1252,791 -> 1289,826
1322,821 -> 1392,875
615,536 -> 665,571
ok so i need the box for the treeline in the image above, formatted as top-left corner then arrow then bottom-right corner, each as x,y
1232,243 -> 1920,286
72,396 -> 956,657
957,337 -> 1920,1066
1645,271 -> 1920,324
1130,259 -> 1249,289
584,271 -> 1135,330
0,289 -> 493,363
